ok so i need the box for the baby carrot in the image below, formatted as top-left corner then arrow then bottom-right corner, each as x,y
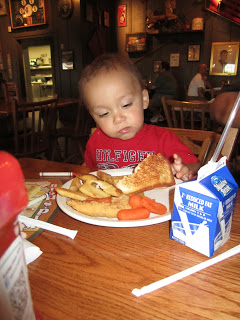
141,197 -> 167,215
129,194 -> 143,208
129,195 -> 167,215
117,207 -> 150,220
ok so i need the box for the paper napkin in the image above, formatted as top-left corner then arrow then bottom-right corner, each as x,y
23,238 -> 43,265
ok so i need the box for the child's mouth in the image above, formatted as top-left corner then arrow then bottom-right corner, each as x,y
119,126 -> 130,134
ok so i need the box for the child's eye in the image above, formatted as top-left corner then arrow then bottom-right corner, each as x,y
122,103 -> 132,108
99,112 -> 109,118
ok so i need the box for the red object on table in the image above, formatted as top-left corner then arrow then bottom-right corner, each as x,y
0,151 -> 28,255
0,152 -> 37,320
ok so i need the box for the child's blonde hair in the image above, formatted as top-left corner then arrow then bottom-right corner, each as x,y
79,53 -> 143,107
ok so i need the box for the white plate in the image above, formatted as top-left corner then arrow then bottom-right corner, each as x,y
57,169 -> 180,228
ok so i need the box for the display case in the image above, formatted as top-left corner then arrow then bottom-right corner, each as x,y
30,64 -> 53,97
22,44 -> 55,99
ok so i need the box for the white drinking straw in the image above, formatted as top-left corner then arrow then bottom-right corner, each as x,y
18,215 -> 78,239
27,192 -> 49,207
132,244 -> 240,297
211,91 -> 240,162
39,172 -> 77,177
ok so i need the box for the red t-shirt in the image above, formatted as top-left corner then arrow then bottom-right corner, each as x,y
84,124 -> 199,170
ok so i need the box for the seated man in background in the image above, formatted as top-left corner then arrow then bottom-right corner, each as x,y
148,61 -> 177,123
187,64 -> 214,101
210,81 -> 240,128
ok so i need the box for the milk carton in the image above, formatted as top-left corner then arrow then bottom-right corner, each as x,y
170,157 -> 238,257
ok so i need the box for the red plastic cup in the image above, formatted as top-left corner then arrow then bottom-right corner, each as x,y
0,152 -> 36,320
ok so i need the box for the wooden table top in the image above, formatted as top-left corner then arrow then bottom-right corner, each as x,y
19,158 -> 240,320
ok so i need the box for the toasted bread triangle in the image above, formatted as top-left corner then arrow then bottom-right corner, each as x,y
116,153 -> 175,195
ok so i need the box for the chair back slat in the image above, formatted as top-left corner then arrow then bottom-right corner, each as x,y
221,128 -> 239,160
162,96 -> 210,131
52,102 -> 95,163
10,97 -> 58,159
164,127 -> 239,166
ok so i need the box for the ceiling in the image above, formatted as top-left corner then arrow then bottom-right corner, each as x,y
206,0 -> 240,26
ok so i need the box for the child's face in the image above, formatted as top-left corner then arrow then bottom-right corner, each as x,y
84,68 -> 149,140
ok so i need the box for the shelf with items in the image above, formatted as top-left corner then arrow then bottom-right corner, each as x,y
146,29 -> 204,44
146,29 -> 204,36
31,82 -> 53,86
30,66 -> 53,87
145,12 -> 204,36
30,65 -> 52,70
31,82 -> 54,98
25,47 -> 55,99
31,79 -> 53,86
33,74 -> 52,78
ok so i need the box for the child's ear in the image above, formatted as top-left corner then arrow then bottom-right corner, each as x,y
142,89 -> 149,110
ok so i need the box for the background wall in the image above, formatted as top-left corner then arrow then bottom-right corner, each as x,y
116,0 -> 240,99
0,0 -> 239,100
0,0 -> 117,98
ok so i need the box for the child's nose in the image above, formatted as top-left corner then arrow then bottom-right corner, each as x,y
113,112 -> 125,124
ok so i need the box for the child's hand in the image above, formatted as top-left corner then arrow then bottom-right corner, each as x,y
171,154 -> 198,181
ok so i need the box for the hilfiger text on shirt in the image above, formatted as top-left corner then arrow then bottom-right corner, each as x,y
96,149 -> 154,163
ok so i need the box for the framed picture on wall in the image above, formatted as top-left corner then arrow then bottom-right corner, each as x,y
153,60 -> 161,72
57,0 -> 74,19
188,45 -> 200,62
8,0 -> 47,29
125,33 -> 147,52
4,82 -> 20,103
6,53 -> 13,80
0,0 -> 7,15
61,50 -> 74,70
209,42 -> 240,76
0,46 -> 4,70
170,53 -> 179,67
118,4 -> 126,27
86,3 -> 93,22
104,11 -> 109,27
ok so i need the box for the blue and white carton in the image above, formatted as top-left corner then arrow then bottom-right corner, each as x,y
170,157 -> 238,257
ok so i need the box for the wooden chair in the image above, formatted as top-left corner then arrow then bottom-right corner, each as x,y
9,97 -> 58,159
53,103 -> 95,164
164,127 -> 239,166
162,96 -> 211,130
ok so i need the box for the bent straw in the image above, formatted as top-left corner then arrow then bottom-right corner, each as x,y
27,192 -> 49,207
132,244 -> 240,297
19,215 -> 78,239
211,91 -> 240,162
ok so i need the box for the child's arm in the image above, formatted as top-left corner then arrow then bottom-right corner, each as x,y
171,154 -> 201,181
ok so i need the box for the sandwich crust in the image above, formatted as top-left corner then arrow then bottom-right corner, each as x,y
116,153 -> 175,195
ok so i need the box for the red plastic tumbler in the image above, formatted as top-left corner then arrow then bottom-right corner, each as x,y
0,151 -> 36,320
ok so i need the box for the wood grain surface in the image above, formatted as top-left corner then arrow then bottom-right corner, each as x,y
19,158 -> 240,320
